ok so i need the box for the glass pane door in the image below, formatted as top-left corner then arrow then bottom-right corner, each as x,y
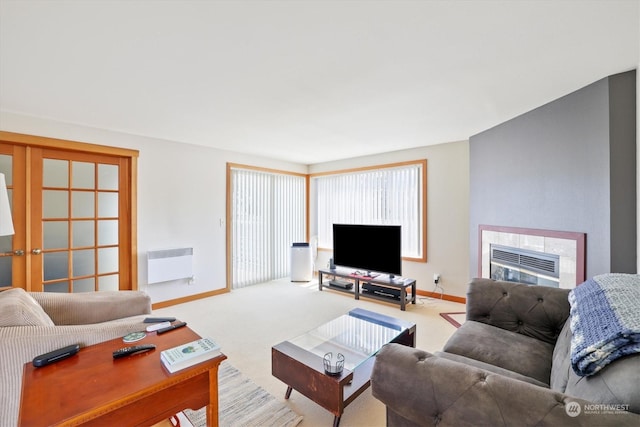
36,152 -> 121,292
0,133 -> 137,293
0,153 -> 13,286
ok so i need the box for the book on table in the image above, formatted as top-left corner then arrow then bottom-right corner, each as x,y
160,337 -> 221,373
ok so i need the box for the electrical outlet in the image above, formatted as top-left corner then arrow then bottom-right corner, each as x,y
433,273 -> 440,284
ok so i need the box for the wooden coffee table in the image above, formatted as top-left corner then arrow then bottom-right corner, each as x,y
19,326 -> 226,426
272,308 -> 415,427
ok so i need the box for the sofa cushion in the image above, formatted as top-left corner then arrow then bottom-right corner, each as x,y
550,317 -> 572,392
0,288 -> 55,327
435,351 -> 549,388
466,278 -> 570,345
30,291 -> 152,325
443,320 -> 555,385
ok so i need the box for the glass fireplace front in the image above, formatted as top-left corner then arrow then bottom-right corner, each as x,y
490,244 -> 560,288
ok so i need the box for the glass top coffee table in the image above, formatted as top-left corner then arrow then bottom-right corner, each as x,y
272,308 -> 416,427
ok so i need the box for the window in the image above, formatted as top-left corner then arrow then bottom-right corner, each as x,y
228,164 -> 307,288
313,160 -> 426,261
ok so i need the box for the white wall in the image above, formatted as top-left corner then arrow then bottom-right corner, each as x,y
309,140 -> 470,298
0,112 -> 306,303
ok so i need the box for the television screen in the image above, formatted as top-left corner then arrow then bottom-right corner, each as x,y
332,224 -> 402,277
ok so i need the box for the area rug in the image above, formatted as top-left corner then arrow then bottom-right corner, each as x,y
440,312 -> 466,328
183,361 -> 303,427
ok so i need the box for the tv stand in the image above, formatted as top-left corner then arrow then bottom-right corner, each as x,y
318,269 -> 416,311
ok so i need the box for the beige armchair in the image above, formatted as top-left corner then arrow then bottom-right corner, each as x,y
0,288 -> 152,425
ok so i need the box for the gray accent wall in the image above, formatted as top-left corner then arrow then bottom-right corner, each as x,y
469,70 -> 636,280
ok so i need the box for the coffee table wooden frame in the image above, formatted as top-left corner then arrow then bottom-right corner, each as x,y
19,326 -> 226,426
272,309 -> 416,427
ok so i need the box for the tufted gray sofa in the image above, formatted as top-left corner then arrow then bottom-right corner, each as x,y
371,278 -> 640,426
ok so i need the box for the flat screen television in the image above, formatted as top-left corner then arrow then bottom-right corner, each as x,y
332,224 -> 402,278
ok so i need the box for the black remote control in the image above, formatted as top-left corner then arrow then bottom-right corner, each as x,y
156,321 -> 187,335
33,344 -> 80,367
112,344 -> 156,359
143,317 -> 177,323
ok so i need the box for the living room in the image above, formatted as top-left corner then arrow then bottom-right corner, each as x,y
1,1 -> 639,426
1,1 -> 637,305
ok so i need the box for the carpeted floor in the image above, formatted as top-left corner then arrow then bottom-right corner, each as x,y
154,278 -> 465,426
183,361 -> 303,427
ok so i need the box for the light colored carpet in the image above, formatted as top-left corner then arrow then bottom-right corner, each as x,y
154,278 -> 465,426
184,361 -> 303,427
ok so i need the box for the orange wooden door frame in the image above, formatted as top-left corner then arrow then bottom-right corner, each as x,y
0,131 -> 139,291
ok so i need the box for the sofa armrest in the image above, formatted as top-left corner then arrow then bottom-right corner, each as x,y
371,344 -> 640,427
30,291 -> 151,325
466,278 -> 570,344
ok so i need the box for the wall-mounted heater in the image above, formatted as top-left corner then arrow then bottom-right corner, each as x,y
147,248 -> 193,284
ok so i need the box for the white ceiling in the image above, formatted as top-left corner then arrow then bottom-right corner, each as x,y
1,0 -> 638,165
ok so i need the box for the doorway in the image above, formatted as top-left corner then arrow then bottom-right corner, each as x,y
0,132 -> 138,292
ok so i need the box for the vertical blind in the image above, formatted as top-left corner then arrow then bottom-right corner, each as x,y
231,168 -> 306,288
315,163 -> 423,258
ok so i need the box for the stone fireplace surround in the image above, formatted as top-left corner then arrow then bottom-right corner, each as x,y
478,225 -> 586,289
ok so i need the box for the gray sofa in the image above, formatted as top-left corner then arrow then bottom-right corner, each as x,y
0,288 -> 152,426
371,278 -> 640,426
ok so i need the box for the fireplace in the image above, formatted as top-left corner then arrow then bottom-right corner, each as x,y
490,244 -> 560,287
479,225 -> 586,289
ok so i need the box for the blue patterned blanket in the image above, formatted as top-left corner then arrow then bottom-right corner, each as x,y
569,273 -> 640,376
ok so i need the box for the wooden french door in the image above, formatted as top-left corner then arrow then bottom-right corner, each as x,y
0,132 -> 138,292
0,143 -> 25,288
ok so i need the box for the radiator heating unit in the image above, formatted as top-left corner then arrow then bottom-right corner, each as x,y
147,248 -> 193,284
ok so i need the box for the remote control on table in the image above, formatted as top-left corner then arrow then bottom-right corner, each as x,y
146,321 -> 172,332
112,344 -> 156,359
143,317 -> 176,323
156,321 -> 187,335
33,344 -> 80,367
